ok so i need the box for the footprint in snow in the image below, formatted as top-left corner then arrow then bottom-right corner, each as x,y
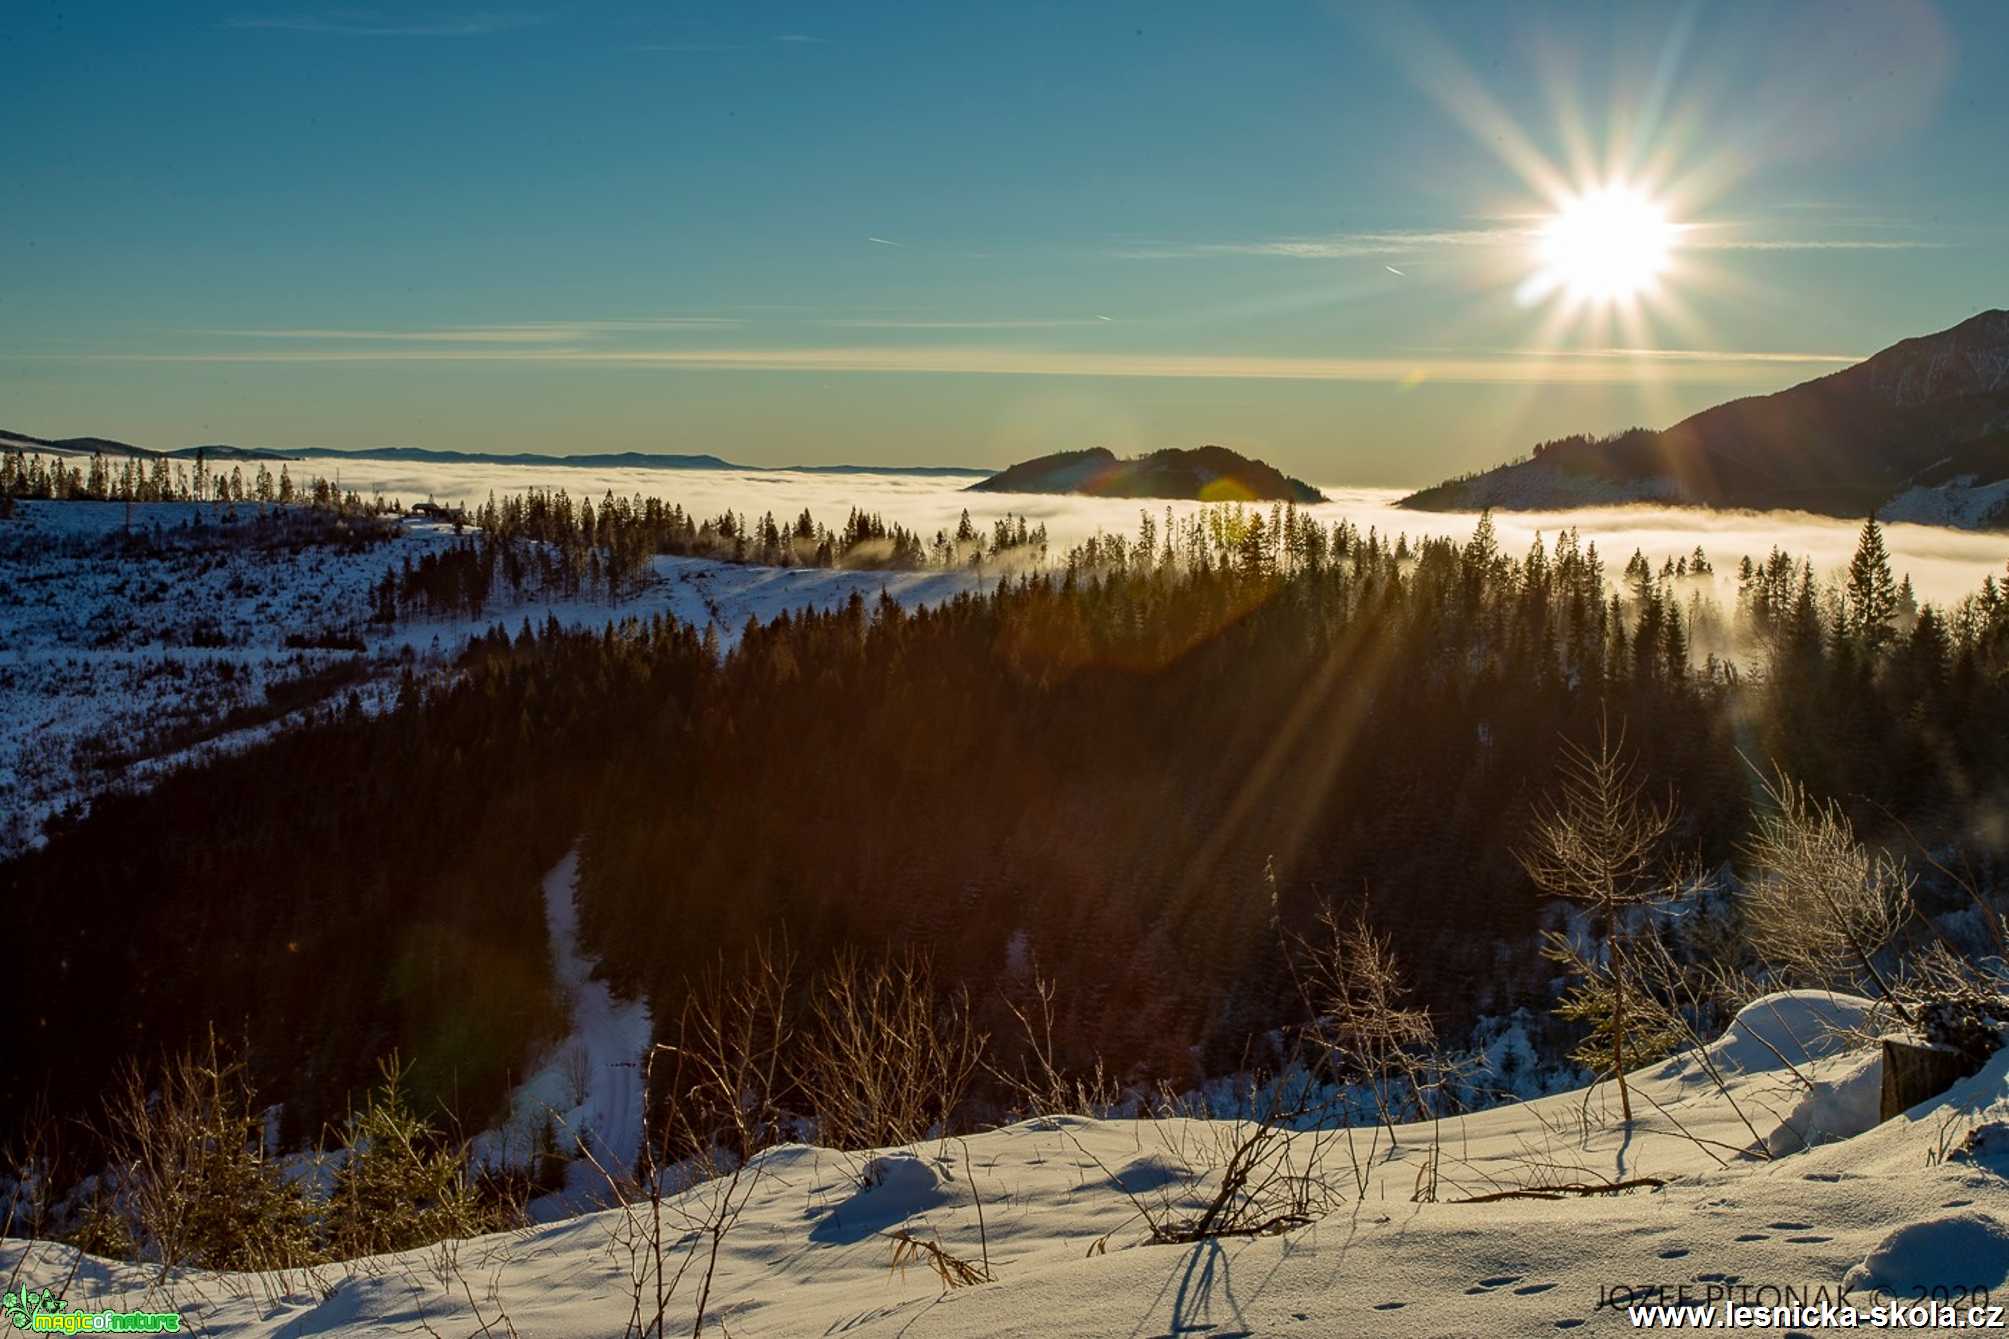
1658,1248 -> 1690,1259
1554,1320 -> 1585,1329
1514,1283 -> 1557,1296
1767,1221 -> 1813,1231
1462,1276 -> 1518,1300
1373,1302 -> 1406,1311
1735,1233 -> 1769,1242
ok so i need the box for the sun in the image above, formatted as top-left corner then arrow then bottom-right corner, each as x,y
1529,182 -> 1677,305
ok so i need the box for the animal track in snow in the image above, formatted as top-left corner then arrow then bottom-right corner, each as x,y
1466,1274 -> 1522,1295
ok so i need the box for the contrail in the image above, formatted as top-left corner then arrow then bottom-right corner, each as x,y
1385,265 -> 1406,276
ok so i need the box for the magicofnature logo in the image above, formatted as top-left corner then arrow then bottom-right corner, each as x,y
3,1283 -> 181,1333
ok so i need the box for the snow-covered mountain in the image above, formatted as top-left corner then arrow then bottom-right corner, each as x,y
1403,310 -> 2009,528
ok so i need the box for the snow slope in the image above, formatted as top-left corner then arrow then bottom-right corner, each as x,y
1884,476 -> 2009,530
7,992 -> 2005,1336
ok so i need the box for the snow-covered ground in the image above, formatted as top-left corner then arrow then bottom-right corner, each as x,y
6,992 -> 2005,1336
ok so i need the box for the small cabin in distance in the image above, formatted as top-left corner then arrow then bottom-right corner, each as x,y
408,500 -> 467,524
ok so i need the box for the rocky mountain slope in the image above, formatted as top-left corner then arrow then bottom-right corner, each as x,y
1402,309 -> 2009,527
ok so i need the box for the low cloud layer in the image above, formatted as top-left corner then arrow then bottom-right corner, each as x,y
303,459 -> 2008,611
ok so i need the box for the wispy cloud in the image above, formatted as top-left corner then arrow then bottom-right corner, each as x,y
866,237 -> 904,248
1117,229 -> 1531,260
820,318 -> 1116,330
204,319 -> 738,343
1499,346 -> 1865,365
59,344 -> 1862,386
634,41 -> 749,53
1125,223 -> 1948,260
1680,237 -> 1949,251
775,33 -> 827,44
223,10 -> 541,36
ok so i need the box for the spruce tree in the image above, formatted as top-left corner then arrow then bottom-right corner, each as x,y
1845,514 -> 1899,657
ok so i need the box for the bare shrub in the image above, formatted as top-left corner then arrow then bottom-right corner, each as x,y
1119,1074 -> 1351,1243
1741,766 -> 1914,1007
1,1095 -> 61,1245
986,969 -> 1120,1120
588,939 -> 795,1339
799,947 -> 986,1151
1289,905 -> 1441,1136
663,939 -> 795,1164
105,1029 -> 316,1273
1895,943 -> 2009,1062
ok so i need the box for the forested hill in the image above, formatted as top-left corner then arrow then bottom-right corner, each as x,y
970,445 -> 1326,502
8,507 -> 2007,1149
1401,309 -> 2009,524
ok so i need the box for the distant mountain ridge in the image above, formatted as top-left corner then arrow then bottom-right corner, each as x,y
0,428 -> 299,462
0,429 -> 993,478
969,445 -> 1326,503
1400,309 -> 2009,529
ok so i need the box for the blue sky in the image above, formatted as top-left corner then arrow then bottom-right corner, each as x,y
4,0 -> 2004,483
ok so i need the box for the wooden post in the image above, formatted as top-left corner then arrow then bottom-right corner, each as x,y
1881,1038 -> 1984,1122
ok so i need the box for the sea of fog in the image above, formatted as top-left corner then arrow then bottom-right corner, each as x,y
301,456 -> 2009,610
